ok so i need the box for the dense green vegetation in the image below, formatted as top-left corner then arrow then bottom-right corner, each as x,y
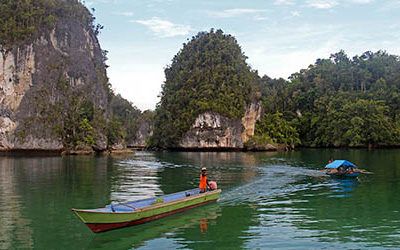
151,29 -> 400,149
109,94 -> 141,145
4,0 -> 399,151
17,75 -> 144,151
150,29 -> 260,148
3,0 -> 142,151
0,0 -> 97,52
262,50 -> 400,148
16,76 -> 106,150
250,112 -> 300,148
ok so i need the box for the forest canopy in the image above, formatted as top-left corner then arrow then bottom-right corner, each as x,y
151,28 -> 400,149
150,29 -> 260,148
0,0 -> 97,51
261,50 -> 400,148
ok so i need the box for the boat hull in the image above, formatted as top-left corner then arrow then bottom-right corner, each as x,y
326,172 -> 360,178
72,189 -> 221,233
86,199 -> 216,233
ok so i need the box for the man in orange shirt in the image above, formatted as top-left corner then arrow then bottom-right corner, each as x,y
199,167 -> 210,193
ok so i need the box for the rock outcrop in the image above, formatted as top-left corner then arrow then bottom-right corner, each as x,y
129,119 -> 153,148
0,6 -> 109,151
127,110 -> 154,148
241,101 -> 262,142
179,102 -> 262,149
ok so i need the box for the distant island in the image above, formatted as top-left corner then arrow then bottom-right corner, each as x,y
151,29 -> 400,150
1,0 -> 399,153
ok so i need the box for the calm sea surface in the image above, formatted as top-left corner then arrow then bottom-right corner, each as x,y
1,149 -> 400,249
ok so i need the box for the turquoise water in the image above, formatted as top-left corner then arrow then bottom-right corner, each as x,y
0,149 -> 400,249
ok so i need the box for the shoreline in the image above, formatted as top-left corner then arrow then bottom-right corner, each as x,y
0,148 -> 134,156
1,146 -> 400,157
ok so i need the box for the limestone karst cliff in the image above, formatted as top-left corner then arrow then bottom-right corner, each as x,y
0,0 -> 134,152
129,110 -> 154,148
150,29 -> 263,150
179,102 -> 262,149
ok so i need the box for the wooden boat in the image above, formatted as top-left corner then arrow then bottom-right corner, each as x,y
327,171 -> 361,178
72,188 -> 221,233
325,160 -> 361,178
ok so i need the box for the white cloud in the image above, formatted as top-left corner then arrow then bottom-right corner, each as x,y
241,22 -> 345,78
305,0 -> 372,10
83,0 -> 119,7
244,38 -> 343,79
134,17 -> 192,37
254,15 -> 268,21
274,0 -> 295,5
351,0 -> 373,4
209,8 -> 268,18
307,0 -> 338,9
114,11 -> 134,17
108,65 -> 163,110
291,10 -> 301,16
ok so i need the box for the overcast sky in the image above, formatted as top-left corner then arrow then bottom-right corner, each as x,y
84,0 -> 400,111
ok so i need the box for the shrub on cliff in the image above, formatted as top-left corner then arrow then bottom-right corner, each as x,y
0,0 -> 96,52
150,29 -> 260,148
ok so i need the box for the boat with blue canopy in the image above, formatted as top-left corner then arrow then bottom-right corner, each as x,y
325,160 -> 360,178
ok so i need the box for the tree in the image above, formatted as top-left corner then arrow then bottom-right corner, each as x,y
150,29 -> 260,148
255,112 -> 300,147
0,0 -> 98,52
260,50 -> 400,148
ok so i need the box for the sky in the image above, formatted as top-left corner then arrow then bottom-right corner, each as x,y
83,0 -> 400,111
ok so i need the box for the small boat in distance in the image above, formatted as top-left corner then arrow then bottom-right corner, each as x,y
72,188 -> 221,233
325,160 -> 361,178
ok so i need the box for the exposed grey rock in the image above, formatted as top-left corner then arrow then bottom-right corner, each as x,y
109,142 -> 125,151
129,119 -> 153,148
93,134 -> 108,152
0,15 -> 109,151
179,102 -> 262,149
128,111 -> 154,148
241,101 -> 262,142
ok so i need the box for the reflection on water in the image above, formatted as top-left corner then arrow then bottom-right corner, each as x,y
328,178 -> 359,198
199,218 -> 208,233
0,158 -> 33,249
154,151 -> 266,195
111,152 -> 164,202
89,204 -> 223,249
0,149 -> 400,249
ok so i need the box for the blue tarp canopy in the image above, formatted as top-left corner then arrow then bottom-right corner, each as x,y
325,160 -> 357,169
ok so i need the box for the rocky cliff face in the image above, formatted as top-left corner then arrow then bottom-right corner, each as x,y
179,102 -> 262,149
129,119 -> 153,148
0,14 -> 109,151
241,102 -> 262,142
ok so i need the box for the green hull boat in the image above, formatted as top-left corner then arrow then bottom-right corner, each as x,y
72,188 -> 221,233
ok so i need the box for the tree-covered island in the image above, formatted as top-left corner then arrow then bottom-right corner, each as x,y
151,30 -> 400,150
1,1 -> 399,152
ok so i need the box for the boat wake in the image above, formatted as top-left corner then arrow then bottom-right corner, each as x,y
219,165 -> 326,205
